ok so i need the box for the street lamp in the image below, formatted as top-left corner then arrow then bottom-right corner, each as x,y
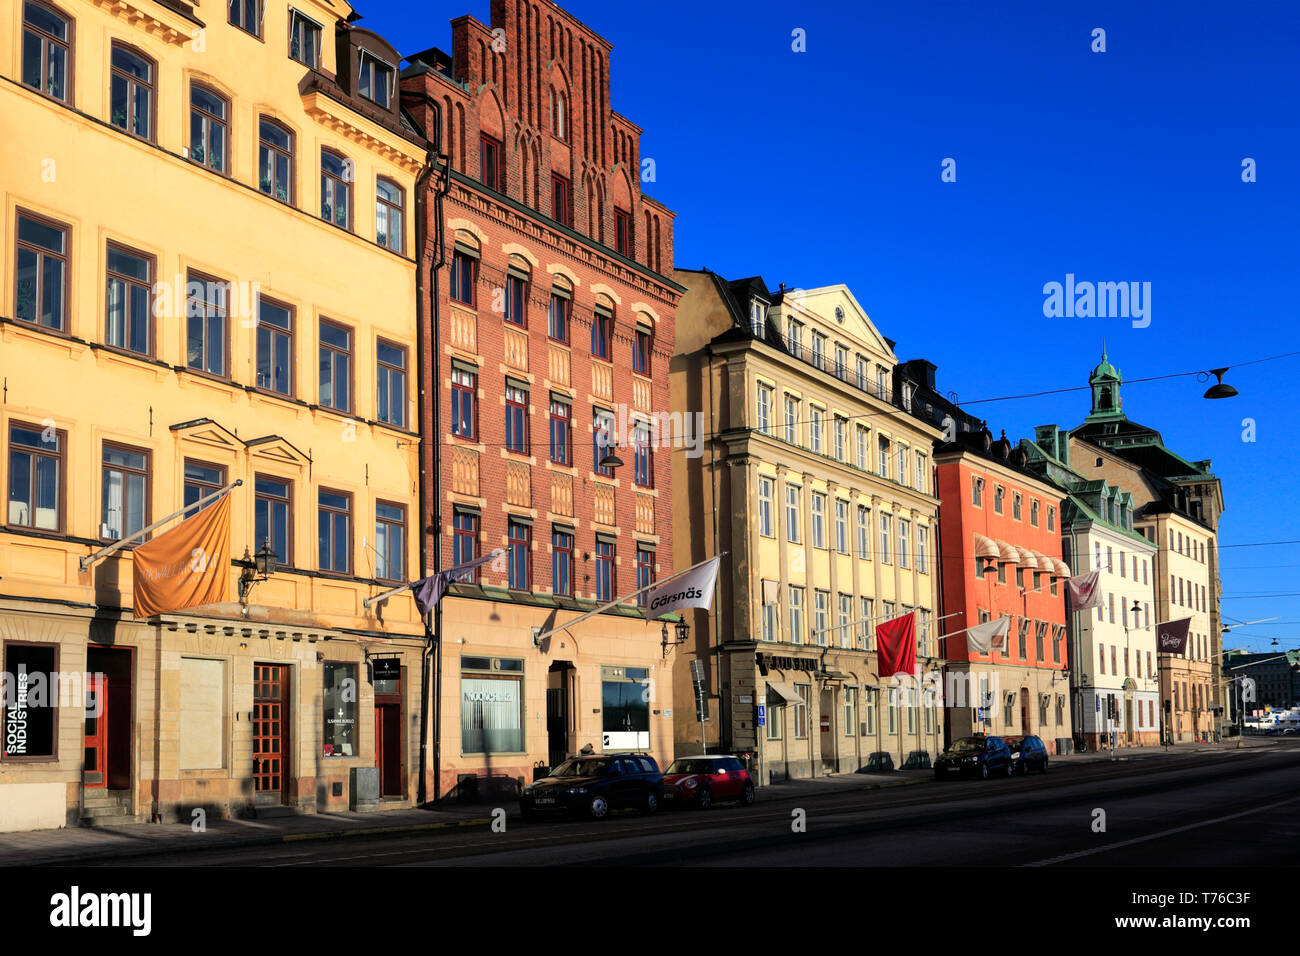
661,619 -> 690,659
237,541 -> 278,606
598,446 -> 625,470
1201,368 -> 1239,400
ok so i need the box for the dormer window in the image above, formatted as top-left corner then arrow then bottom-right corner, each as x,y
749,299 -> 766,336
358,49 -> 394,108
289,9 -> 322,68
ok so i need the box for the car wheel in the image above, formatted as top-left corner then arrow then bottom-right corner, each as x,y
696,786 -> 712,810
642,791 -> 659,815
980,763 -> 989,780
589,795 -> 610,820
1040,758 -> 1049,774
739,783 -> 756,806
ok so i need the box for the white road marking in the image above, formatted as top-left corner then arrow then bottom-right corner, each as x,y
1026,794 -> 1300,866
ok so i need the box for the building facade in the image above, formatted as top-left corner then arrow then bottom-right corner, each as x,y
671,273 -> 944,782
1,0 -> 429,830
399,0 -> 681,799
1024,427 -> 1160,748
934,428 -> 1074,753
1067,352 -> 1220,743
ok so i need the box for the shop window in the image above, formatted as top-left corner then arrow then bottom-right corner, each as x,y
322,662 -> 357,757
461,657 -> 524,754
2,642 -> 58,759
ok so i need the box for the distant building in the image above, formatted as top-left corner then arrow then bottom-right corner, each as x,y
1224,650 -> 1300,715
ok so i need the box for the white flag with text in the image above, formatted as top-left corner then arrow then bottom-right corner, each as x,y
647,556 -> 721,619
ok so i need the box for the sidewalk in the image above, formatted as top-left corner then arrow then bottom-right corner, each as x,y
0,737 -> 1274,866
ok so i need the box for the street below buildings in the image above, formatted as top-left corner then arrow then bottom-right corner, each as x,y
62,742 -> 1300,867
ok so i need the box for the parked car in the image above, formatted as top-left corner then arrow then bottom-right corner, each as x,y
520,753 -> 663,820
933,734 -> 1013,780
662,755 -> 756,809
1005,734 -> 1049,774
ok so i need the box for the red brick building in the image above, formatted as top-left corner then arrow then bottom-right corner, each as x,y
400,0 -> 681,801
934,427 -> 1074,754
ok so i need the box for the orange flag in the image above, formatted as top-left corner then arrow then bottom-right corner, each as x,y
132,494 -> 231,619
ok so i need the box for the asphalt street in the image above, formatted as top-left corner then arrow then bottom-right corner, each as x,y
70,742 -> 1300,867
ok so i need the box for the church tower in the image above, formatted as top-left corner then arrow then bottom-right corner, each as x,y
1085,341 -> 1125,421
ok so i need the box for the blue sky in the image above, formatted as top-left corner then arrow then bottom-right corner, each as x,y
366,0 -> 1300,652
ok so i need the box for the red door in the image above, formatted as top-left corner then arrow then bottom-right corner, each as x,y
375,702 -> 401,796
83,675 -> 108,789
253,664 -> 289,804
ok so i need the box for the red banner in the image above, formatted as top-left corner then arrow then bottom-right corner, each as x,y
876,611 -> 917,678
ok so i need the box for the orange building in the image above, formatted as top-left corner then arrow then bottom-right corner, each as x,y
935,427 -> 1073,753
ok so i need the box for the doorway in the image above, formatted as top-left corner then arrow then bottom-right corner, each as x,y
374,703 -> 401,796
253,663 -> 289,806
547,662 -> 573,768
1019,687 -> 1030,735
85,646 -> 132,792
819,688 -> 835,772
1124,698 -> 1134,745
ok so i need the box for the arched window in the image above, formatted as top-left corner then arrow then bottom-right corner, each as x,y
376,178 -> 405,253
258,117 -> 295,203
22,1 -> 72,103
190,83 -> 229,174
110,43 -> 154,140
320,148 -> 352,229
504,255 -> 530,328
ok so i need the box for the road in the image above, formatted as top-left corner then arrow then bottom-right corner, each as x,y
75,743 -> 1300,866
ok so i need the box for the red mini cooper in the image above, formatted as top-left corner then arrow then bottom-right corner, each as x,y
662,755 -> 756,809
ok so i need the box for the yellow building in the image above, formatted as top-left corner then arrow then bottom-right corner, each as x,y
671,272 -> 943,781
1,0 -> 428,829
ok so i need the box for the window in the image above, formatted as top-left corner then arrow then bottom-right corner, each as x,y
898,519 -> 910,569
809,406 -> 823,454
593,408 -> 616,477
2,642 -> 58,759
915,451 -> 927,492
552,528 -> 574,596
972,476 -> 984,507
451,366 -> 477,439
508,520 -> 530,590
375,501 -> 405,581
549,86 -> 568,140
749,299 -> 766,335
182,460 -> 224,514
110,44 -> 153,139
105,243 -> 152,356
258,118 -> 294,203
838,594 -> 852,648
357,49 -> 394,107
548,397 -> 571,465
551,173 -> 572,226
635,547 -> 654,605
811,493 -> 826,549
614,207 -> 632,256
859,597 -> 872,649
186,273 -> 228,376
784,395 -> 799,444
254,476 -> 292,565
320,150 -> 351,229
758,477 -> 775,537
289,8 -> 322,67
1013,492 -> 1022,520
318,320 -> 352,412
452,510 -> 478,569
595,539 -> 614,602
14,211 -> 68,331
461,656 -> 524,754
505,271 -> 528,327
321,662 -> 356,757
835,499 -> 849,554
762,598 -> 779,643
811,332 -> 826,370
879,513 -> 892,564
22,1 -> 71,102
548,288 -> 570,342
101,444 -> 149,542
856,425 -> 870,470
994,486 -> 1004,514
228,0 -> 260,35
878,436 -> 890,479
814,591 -> 829,646
591,308 -> 612,360
897,446 -> 908,486
1035,621 -> 1047,662
190,85 -> 228,173
785,485 -> 801,543
863,689 -> 876,735
1030,500 -> 1040,527
834,344 -> 849,379
376,340 -> 407,427
255,297 -> 293,396
479,133 -> 504,191
767,700 -> 783,739
856,505 -> 871,560
756,384 -> 773,434
633,325 -> 652,375
633,423 -> 653,488
917,525 -> 929,573
317,489 -> 351,574
450,249 -> 477,305
1047,506 -> 1055,531
834,417 -> 846,461
789,586 -> 804,645
786,318 -> 801,358
875,366 -> 888,400
505,383 -> 529,454
8,422 -> 63,531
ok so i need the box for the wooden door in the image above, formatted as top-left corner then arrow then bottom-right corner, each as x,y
253,664 -> 289,804
375,701 -> 402,796
83,675 -> 107,789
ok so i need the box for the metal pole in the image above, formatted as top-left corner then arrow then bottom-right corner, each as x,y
79,479 -> 242,572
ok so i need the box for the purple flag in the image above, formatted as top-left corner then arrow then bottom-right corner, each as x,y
412,550 -> 502,616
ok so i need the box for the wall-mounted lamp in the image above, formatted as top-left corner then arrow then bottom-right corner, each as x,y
661,620 -> 690,659
236,541 -> 278,605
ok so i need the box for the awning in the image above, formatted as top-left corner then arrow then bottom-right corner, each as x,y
1018,547 -> 1041,568
765,680 -> 804,703
1052,558 -> 1071,578
997,540 -> 1022,564
1036,552 -> 1056,574
973,533 -> 999,560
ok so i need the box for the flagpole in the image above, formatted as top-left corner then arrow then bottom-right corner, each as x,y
361,549 -> 505,610
530,552 -> 727,646
78,479 -> 242,572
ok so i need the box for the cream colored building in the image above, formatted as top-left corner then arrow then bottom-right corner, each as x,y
670,272 -> 943,782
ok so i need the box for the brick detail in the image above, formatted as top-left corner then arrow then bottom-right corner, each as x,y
451,305 -> 477,354
635,492 -> 655,536
452,446 -> 479,496
548,344 -> 570,387
504,326 -> 528,372
506,459 -> 531,507
632,376 -> 651,414
593,484 -> 615,527
552,472 -> 574,517
592,360 -> 613,402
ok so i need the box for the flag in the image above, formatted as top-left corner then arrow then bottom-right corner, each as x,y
876,611 -> 916,678
413,550 -> 503,616
1067,570 -> 1102,610
132,494 -> 231,619
1156,617 -> 1192,654
647,556 -> 721,619
966,616 -> 1010,654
